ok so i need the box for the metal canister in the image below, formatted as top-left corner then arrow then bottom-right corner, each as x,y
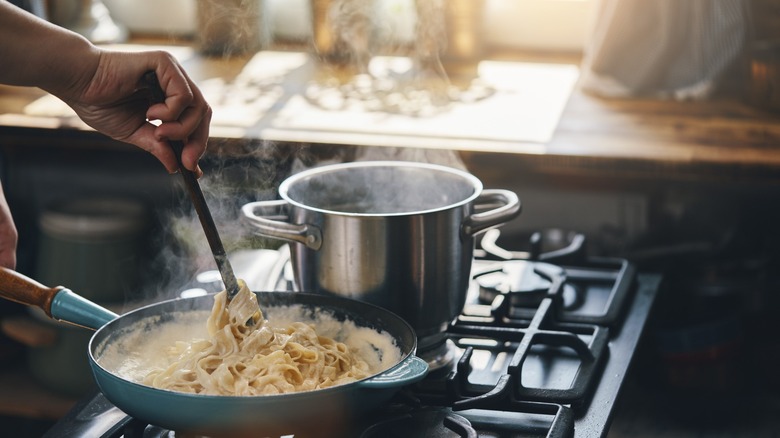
36,197 -> 148,303
748,40 -> 780,112
414,0 -> 485,77
310,0 -> 376,67
196,0 -> 268,57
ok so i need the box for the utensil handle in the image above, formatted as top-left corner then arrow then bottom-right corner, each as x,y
0,267 -> 61,317
174,148 -> 240,298
142,71 -> 240,300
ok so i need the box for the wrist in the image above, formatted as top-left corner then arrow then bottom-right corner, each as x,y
38,34 -> 102,103
0,1 -> 101,101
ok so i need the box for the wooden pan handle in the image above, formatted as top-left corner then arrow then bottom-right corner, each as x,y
0,267 -> 62,317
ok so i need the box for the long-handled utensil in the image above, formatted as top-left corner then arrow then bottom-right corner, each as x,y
142,71 -> 240,301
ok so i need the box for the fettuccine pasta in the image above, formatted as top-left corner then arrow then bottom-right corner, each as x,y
141,282 -> 380,395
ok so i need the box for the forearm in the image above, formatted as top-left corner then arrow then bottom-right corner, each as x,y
0,1 -> 100,99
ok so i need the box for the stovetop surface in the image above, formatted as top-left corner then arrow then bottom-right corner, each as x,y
43,231 -> 661,438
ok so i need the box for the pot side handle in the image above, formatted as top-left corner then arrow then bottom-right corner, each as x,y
241,200 -> 323,250
0,267 -> 117,330
359,355 -> 429,389
462,189 -> 521,237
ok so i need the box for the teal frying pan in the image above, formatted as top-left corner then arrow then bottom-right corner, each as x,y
0,267 -> 428,436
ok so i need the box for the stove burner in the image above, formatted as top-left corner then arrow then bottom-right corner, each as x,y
418,339 -> 459,372
360,408 -> 476,438
474,260 -> 582,309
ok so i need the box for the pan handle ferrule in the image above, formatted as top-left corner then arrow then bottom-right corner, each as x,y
50,289 -> 119,330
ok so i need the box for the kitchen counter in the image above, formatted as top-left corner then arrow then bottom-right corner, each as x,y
1,41 -> 779,187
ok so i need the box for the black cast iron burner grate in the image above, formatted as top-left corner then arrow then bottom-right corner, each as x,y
476,229 -> 636,328
405,267 -> 608,438
448,304 -> 609,407
393,232 -> 646,438
359,397 -> 575,438
432,259 -> 609,406
474,258 -> 636,329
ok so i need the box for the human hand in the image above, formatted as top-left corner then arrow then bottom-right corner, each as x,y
57,49 -> 212,176
0,3 -> 210,175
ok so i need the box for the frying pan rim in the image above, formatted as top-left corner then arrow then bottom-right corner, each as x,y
87,290 -> 418,401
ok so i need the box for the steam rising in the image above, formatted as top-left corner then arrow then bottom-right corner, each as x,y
286,163 -> 477,215
139,140 -> 287,303
138,0 -> 485,302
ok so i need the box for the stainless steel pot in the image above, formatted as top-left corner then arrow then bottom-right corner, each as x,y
241,161 -> 521,354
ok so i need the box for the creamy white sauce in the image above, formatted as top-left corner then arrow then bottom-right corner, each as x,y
95,305 -> 402,387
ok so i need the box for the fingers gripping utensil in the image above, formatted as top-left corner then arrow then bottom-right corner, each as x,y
142,71 -> 241,302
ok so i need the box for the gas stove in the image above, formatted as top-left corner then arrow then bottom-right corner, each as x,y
43,229 -> 660,438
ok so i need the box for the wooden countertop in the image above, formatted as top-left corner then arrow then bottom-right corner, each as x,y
1,41 -> 779,184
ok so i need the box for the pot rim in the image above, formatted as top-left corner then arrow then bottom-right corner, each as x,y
278,161 -> 483,217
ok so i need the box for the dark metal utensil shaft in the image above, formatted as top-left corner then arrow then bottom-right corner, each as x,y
142,71 -> 241,300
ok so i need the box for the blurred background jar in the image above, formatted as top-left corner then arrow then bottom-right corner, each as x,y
196,0 -> 270,57
36,197 -> 148,303
414,0 -> 485,79
46,0 -> 127,43
746,40 -> 780,112
310,0 -> 378,68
